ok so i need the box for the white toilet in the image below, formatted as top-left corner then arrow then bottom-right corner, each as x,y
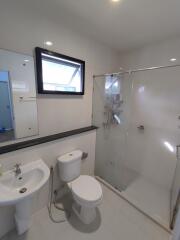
57,150 -> 103,224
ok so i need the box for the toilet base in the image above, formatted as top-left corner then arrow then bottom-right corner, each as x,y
72,202 -> 96,224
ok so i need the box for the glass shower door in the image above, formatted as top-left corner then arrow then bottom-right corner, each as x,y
122,68 -> 180,228
93,66 -> 180,229
93,74 -> 132,191
170,145 -> 180,229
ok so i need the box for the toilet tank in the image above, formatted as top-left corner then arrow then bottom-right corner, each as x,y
57,150 -> 83,182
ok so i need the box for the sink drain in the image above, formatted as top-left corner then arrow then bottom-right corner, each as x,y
19,187 -> 27,194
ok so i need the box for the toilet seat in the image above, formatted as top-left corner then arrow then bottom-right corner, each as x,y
71,175 -> 103,207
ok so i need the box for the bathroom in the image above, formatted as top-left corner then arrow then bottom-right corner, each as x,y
0,0 -> 179,239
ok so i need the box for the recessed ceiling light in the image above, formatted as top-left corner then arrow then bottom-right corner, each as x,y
112,0 -> 120,2
45,41 -> 53,46
170,58 -> 177,62
24,59 -> 29,62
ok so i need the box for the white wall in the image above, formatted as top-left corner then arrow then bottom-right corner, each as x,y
119,36 -> 180,70
0,1 -> 120,238
0,0 -> 120,139
118,37 -> 180,190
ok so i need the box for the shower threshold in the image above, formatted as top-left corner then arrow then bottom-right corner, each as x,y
96,176 -> 171,234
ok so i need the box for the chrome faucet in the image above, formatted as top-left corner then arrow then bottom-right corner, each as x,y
13,164 -> 21,177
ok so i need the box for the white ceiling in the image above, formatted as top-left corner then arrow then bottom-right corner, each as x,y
6,0 -> 180,51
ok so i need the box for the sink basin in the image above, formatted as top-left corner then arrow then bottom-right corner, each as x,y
0,159 -> 50,206
0,159 -> 50,235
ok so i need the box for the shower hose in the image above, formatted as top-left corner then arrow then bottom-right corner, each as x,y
48,166 -> 71,223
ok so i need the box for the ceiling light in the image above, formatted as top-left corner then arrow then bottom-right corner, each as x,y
45,41 -> 53,46
24,59 -> 29,62
112,0 -> 120,2
170,58 -> 177,62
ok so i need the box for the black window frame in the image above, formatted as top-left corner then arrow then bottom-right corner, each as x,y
35,47 -> 85,95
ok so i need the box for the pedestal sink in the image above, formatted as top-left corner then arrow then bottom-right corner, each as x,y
0,159 -> 50,235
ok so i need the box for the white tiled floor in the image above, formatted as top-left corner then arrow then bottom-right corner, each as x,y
2,184 -> 171,240
121,175 -> 170,228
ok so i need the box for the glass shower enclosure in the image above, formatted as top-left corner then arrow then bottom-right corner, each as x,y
92,66 -> 180,230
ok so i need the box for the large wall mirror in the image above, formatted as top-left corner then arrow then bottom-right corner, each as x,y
0,49 -> 38,144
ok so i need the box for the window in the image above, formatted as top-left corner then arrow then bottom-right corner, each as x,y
35,47 -> 85,95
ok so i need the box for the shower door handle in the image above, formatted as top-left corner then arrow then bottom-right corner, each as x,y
176,145 -> 180,159
137,125 -> 144,130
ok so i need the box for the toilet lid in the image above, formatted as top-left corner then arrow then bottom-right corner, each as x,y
71,175 -> 102,203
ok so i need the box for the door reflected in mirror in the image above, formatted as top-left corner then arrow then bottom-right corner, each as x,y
0,71 -> 14,142
0,49 -> 38,144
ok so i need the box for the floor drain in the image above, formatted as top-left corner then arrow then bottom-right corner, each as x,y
19,188 -> 27,194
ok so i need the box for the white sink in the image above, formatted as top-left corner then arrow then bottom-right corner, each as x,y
0,159 -> 50,205
0,159 -> 50,235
